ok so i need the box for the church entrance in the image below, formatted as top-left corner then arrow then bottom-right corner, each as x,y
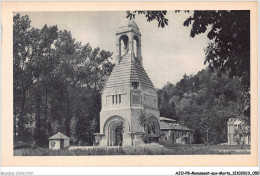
108,120 -> 125,146
102,116 -> 130,146
114,125 -> 123,146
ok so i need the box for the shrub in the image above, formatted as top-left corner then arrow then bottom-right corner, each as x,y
14,141 -> 32,150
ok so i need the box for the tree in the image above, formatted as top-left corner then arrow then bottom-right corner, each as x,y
235,124 -> 250,147
157,68 -> 245,144
183,11 -> 250,92
138,110 -> 147,131
138,110 -> 151,143
13,13 -> 114,147
126,11 -> 169,28
13,14 -> 59,140
126,10 -> 250,121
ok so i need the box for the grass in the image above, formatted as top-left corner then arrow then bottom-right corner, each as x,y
164,144 -> 250,155
14,147 -> 126,156
14,144 -> 250,156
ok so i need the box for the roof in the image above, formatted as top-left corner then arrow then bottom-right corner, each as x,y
160,117 -> 176,122
48,132 -> 70,140
117,18 -> 139,32
160,121 -> 191,131
105,53 -> 154,89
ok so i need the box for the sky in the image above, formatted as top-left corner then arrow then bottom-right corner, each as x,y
19,11 -> 210,89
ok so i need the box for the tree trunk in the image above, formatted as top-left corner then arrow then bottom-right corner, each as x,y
66,97 -> 71,137
44,88 -> 48,135
14,106 -> 17,141
18,89 -> 26,140
13,82 -> 17,141
34,89 -> 42,144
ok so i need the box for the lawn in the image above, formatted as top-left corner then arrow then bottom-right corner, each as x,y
163,143 -> 250,155
14,144 -> 250,156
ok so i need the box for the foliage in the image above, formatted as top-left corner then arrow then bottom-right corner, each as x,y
157,84 -> 177,120
234,124 -> 250,145
117,121 -> 125,133
14,12 -> 250,148
13,141 -> 33,150
127,10 -> 250,143
126,10 -> 250,122
14,147 -> 126,156
14,144 -> 250,156
183,11 -> 250,93
138,110 -> 150,143
13,13 -> 114,146
138,110 -> 147,128
157,68 -> 247,144
126,11 -> 169,28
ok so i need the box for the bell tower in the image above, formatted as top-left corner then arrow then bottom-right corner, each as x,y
115,18 -> 143,66
96,18 -> 160,147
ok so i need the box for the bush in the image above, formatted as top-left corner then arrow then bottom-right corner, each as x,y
14,147 -> 126,156
14,141 -> 32,150
13,144 -> 251,156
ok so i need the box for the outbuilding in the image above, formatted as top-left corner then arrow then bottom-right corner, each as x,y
159,117 -> 193,144
48,132 -> 70,150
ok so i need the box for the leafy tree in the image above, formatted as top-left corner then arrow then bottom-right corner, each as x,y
158,68 -> 246,144
13,13 -> 114,146
138,110 -> 151,143
234,124 -> 250,146
126,11 -> 169,28
183,11 -> 250,92
157,86 -> 177,120
13,14 -> 58,140
126,10 -> 250,121
138,110 -> 147,131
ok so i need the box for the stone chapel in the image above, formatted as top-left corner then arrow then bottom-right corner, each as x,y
95,19 -> 160,146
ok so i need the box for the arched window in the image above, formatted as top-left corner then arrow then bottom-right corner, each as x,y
119,35 -> 129,58
145,116 -> 160,136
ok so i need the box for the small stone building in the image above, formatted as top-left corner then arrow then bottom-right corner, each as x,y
227,118 -> 250,145
159,117 -> 193,144
49,132 -> 70,150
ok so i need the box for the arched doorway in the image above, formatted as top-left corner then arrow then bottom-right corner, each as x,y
109,122 -> 124,146
145,116 -> 160,142
113,125 -> 123,146
103,116 -> 129,146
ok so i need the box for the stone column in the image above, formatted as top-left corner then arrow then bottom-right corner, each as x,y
122,133 -> 132,146
133,132 -> 145,146
108,131 -> 111,146
99,136 -> 108,146
137,37 -> 142,66
227,119 -> 234,145
128,33 -> 134,53
115,35 -> 121,64
127,33 -> 135,62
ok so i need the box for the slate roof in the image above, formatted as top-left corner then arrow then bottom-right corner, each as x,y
105,54 -> 154,89
48,132 -> 70,140
160,117 -> 176,122
160,121 -> 191,131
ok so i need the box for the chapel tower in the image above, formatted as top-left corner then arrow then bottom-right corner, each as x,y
96,19 -> 160,146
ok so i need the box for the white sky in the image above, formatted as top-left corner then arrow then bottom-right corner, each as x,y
19,11 -> 210,89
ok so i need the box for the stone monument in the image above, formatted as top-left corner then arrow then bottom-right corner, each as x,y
95,18 -> 160,146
